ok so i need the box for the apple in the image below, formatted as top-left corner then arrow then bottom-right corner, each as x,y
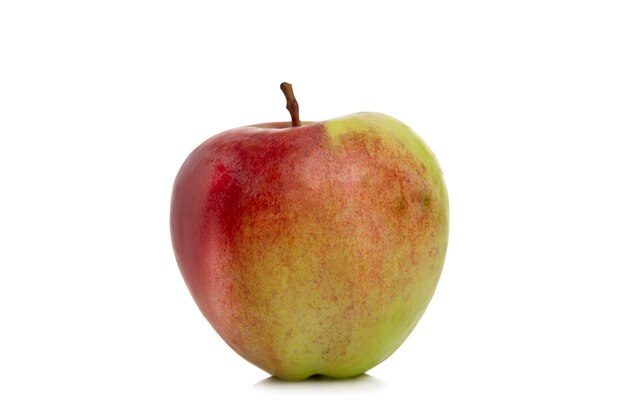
170,83 -> 449,380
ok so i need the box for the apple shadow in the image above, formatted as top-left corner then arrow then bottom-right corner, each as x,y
252,373 -> 387,393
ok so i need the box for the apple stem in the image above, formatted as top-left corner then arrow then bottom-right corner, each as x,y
280,82 -> 301,127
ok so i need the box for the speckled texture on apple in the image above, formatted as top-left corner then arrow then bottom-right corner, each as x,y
170,113 -> 449,380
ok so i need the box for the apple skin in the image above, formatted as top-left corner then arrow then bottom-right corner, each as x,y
171,112 -> 448,380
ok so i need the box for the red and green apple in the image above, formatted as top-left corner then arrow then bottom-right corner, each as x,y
170,83 -> 449,380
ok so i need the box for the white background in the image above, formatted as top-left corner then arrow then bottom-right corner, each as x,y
1,1 -> 625,415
